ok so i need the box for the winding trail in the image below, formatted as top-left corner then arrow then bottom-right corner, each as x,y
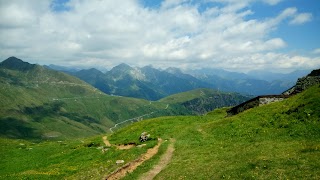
105,138 -> 163,180
109,103 -> 169,133
138,139 -> 175,180
109,112 -> 155,133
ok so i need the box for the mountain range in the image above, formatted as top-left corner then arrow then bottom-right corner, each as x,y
46,63 -> 309,101
1,57 -> 319,179
0,57 -> 250,139
2,76 -> 319,179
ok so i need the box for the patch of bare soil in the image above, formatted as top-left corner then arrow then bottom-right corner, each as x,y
102,136 -> 136,150
103,136 -> 112,147
117,143 -> 136,150
105,138 -> 163,180
138,138 -> 175,180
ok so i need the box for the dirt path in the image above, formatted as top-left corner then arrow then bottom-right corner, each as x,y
138,139 -> 175,180
116,144 -> 136,150
105,138 -> 163,180
103,136 -> 112,147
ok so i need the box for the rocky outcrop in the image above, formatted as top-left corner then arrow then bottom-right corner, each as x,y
282,69 -> 320,95
139,132 -> 150,142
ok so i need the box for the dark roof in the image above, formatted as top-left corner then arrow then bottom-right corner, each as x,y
227,94 -> 291,115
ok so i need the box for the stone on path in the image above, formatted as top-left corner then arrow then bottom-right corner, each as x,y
116,160 -> 125,165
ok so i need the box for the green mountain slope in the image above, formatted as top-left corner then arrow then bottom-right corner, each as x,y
1,56 -> 308,143
1,57 -> 249,140
159,88 -> 251,114
0,57 -> 172,139
111,84 -> 320,179
1,84 -> 319,179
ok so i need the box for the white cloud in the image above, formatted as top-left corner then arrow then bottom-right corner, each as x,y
270,7 -> 313,26
262,0 -> 283,5
0,0 -> 50,28
161,0 -> 189,9
0,0 -> 317,72
217,53 -> 320,72
290,13 -> 312,25
312,48 -> 320,54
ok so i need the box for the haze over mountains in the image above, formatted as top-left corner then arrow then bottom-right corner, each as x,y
46,61 -> 309,101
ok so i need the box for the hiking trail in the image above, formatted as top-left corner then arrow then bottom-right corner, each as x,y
105,138 -> 163,180
138,138 -> 175,180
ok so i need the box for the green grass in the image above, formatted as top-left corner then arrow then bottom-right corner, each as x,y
109,85 -> 320,179
1,63 -> 251,140
159,88 -> 250,115
0,135 -> 157,179
1,85 -> 319,179
0,65 -> 188,139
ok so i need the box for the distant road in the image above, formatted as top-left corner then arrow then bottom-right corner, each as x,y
109,103 -> 169,132
109,112 -> 155,132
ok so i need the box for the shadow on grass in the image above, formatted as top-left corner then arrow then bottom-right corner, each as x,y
0,117 -> 42,139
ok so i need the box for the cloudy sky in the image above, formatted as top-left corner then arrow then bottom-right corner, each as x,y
0,0 -> 319,72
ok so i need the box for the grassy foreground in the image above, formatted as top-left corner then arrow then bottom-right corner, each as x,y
1,85 -> 319,179
110,85 -> 320,179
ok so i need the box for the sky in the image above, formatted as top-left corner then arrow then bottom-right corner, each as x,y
0,0 -> 319,73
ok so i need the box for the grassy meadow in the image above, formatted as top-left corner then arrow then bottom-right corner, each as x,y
1,85 -> 319,179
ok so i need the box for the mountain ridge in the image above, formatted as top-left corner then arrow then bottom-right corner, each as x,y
0,57 -> 250,139
59,63 -> 296,100
0,56 -> 36,71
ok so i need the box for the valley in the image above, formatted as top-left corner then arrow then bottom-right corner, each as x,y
49,61 -> 303,101
0,57 -> 319,179
0,57 -> 250,139
1,1 -> 319,179
1,84 -> 319,179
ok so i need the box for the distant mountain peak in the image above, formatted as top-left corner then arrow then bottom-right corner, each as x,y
74,68 -> 105,77
3,56 -> 24,64
113,63 -> 132,70
108,63 -> 147,81
109,63 -> 133,75
0,56 -> 36,71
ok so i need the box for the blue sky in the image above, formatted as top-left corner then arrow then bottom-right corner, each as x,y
0,0 -> 319,72
256,0 -> 320,53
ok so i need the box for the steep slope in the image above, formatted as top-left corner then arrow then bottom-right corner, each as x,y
140,65 -> 210,96
283,68 -> 320,95
70,64 -> 165,100
110,84 -> 320,179
0,57 -> 176,139
70,64 -> 213,100
69,64 -> 295,100
71,68 -> 105,84
159,88 -> 251,114
1,57 -> 250,139
44,64 -> 81,73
